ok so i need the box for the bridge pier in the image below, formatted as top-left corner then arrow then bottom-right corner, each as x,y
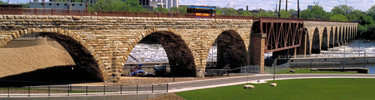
250,33 -> 266,73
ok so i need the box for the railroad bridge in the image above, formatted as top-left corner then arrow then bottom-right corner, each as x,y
0,13 -> 357,81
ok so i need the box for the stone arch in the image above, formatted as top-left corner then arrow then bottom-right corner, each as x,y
344,26 -> 349,43
352,26 -> 355,38
297,28 -> 310,56
0,28 -> 106,81
322,27 -> 329,50
338,27 -> 343,45
213,30 -> 247,69
311,28 -> 321,54
334,27 -> 339,46
122,31 -> 196,77
329,27 -> 335,47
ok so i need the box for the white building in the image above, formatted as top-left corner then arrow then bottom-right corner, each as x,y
146,0 -> 179,9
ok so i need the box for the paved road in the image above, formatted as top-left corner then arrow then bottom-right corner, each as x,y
2,74 -> 375,97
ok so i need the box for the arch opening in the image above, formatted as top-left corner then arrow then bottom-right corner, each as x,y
311,28 -> 321,54
339,27 -> 343,45
0,32 -> 103,86
124,31 -> 196,77
205,30 -> 247,75
297,29 -> 310,55
334,27 -> 339,46
322,28 -> 329,50
329,27 -> 335,47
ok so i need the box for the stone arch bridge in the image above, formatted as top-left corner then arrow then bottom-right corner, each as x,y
0,15 -> 357,81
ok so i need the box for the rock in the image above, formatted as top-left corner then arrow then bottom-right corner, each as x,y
270,83 -> 277,87
290,70 -> 296,73
244,85 -> 255,89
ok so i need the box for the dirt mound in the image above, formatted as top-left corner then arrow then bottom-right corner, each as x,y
146,93 -> 185,100
0,45 -> 75,78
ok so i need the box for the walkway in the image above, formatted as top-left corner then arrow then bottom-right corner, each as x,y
1,74 -> 375,98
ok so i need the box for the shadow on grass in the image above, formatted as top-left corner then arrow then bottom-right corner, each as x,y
0,65 -> 101,87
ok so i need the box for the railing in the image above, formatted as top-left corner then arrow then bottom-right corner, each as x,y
0,8 -> 357,23
0,83 -> 169,97
293,53 -> 375,58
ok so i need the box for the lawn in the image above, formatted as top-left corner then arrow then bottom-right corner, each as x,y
177,78 -> 375,100
276,68 -> 361,74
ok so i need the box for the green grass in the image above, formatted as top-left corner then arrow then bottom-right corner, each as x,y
276,68 -> 361,74
177,78 -> 375,100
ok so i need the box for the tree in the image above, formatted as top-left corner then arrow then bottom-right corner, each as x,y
329,14 -> 348,21
255,10 -> 275,17
331,5 -> 354,15
217,8 -> 238,16
153,7 -> 169,13
88,0 -> 145,12
239,11 -> 253,16
170,6 -> 187,14
0,1 -> 6,4
279,9 -> 296,18
301,5 -> 329,20
368,5 -> 375,18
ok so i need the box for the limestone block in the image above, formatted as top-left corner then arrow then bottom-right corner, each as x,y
244,85 -> 255,89
270,83 -> 277,87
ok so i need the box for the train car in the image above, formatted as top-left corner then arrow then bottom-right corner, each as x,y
187,6 -> 216,17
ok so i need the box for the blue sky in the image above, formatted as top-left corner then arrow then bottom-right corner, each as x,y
3,0 -> 375,12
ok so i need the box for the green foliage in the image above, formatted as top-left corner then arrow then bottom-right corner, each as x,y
170,6 -> 187,14
22,3 -> 30,8
359,15 -> 374,25
178,79 -> 375,100
216,8 -> 239,16
301,5 -> 329,20
367,5 -> 375,18
255,10 -> 275,17
88,0 -> 145,12
153,7 -> 169,13
239,11 -> 253,16
329,14 -> 348,21
0,1 -> 6,4
331,5 -> 354,15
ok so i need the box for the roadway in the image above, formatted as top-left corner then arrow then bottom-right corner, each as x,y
2,74 -> 375,98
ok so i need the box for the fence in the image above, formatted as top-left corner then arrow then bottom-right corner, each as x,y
0,83 -> 169,97
293,53 -> 375,58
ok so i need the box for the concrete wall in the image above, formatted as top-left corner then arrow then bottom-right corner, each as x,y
290,57 -> 375,68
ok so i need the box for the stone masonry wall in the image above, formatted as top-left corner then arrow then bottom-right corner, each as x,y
0,15 -> 253,81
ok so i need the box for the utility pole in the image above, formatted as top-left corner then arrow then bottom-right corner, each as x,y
286,0 -> 288,11
297,0 -> 300,19
43,0 -> 45,9
278,0 -> 281,18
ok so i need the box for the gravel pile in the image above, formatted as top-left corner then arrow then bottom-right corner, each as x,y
0,45 -> 75,78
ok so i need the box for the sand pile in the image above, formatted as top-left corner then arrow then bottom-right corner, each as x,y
0,45 -> 75,78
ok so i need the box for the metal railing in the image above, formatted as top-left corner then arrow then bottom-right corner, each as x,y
0,83 -> 169,97
293,53 -> 375,58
